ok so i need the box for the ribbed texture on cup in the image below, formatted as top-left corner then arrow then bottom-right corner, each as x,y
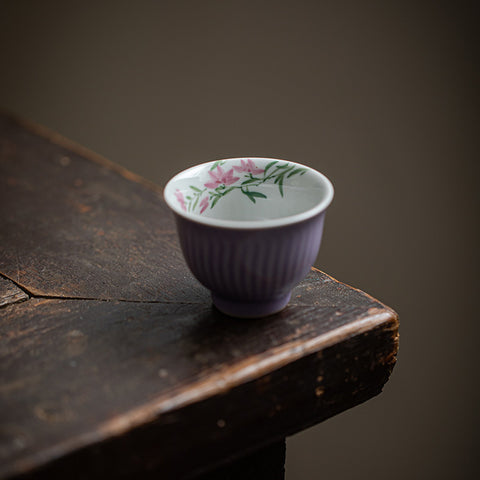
175,213 -> 325,302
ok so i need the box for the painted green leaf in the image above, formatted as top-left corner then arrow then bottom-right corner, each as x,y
210,160 -> 225,171
287,167 -> 307,178
192,193 -> 201,211
263,161 -> 278,176
249,191 -> 267,199
190,186 -> 203,192
211,195 -> 221,208
242,190 -> 257,203
242,178 -> 257,185
278,175 -> 285,197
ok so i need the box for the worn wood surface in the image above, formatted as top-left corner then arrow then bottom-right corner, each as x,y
0,276 -> 28,308
0,113 -> 203,302
0,113 -> 399,480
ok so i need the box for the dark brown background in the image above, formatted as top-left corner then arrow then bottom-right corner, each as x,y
0,1 -> 478,479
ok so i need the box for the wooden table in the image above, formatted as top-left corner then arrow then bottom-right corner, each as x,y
0,113 -> 399,479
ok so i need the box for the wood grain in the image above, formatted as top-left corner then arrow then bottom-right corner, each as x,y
0,113 -> 399,479
0,288 -> 397,479
0,276 -> 28,308
0,114 -> 205,302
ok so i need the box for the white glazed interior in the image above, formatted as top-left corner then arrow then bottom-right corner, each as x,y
164,158 -> 334,229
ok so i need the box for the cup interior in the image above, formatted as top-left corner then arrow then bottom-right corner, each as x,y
164,158 -> 333,228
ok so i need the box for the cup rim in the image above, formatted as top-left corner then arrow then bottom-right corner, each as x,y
163,157 -> 334,229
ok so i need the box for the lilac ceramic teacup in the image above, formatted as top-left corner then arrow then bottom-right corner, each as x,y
164,157 -> 334,318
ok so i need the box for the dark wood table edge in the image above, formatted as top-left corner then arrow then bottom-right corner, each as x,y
0,112 -> 400,480
1,306 -> 398,480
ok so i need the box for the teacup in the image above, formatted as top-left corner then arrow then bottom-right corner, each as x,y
164,157 -> 334,318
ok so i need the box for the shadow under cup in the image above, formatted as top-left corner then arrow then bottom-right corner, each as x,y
164,158 -> 334,318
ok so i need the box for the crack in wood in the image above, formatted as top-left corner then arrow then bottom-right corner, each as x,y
0,270 -> 351,308
0,272 -> 31,291
31,294 -> 209,305
0,273 -> 30,308
0,271 -> 205,305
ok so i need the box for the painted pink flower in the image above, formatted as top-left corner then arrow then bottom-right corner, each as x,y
175,189 -> 186,211
199,196 -> 209,213
233,159 -> 264,175
204,166 -> 239,189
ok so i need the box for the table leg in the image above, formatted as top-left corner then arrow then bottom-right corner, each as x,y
195,439 -> 286,480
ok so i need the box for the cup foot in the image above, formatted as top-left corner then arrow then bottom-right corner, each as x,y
212,292 -> 291,319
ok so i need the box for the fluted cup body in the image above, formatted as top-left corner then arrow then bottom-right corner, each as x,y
164,157 -> 333,317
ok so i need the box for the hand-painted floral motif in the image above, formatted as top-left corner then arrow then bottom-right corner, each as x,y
204,166 -> 240,189
199,196 -> 209,213
233,159 -> 264,175
176,159 -> 307,214
175,189 -> 186,211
